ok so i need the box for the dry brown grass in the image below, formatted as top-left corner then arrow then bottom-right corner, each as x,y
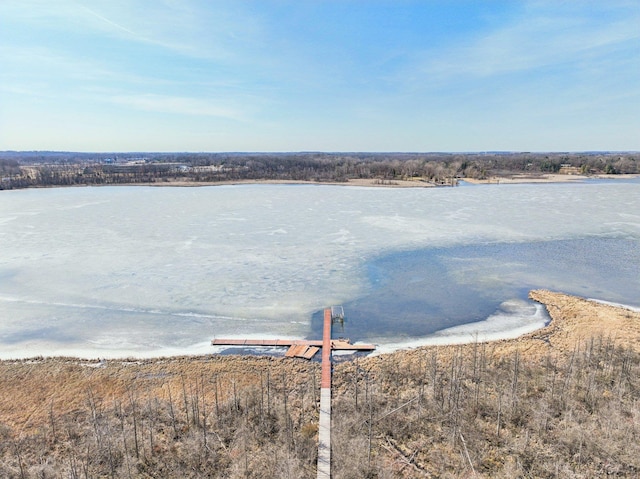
0,356 -> 319,434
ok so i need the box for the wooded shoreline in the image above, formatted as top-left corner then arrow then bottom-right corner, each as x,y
2,151 -> 639,190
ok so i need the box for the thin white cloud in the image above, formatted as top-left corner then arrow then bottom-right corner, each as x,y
415,2 -> 640,82
109,93 -> 245,120
76,3 -> 139,38
69,0 -> 265,62
0,0 -> 265,61
0,44 -> 172,100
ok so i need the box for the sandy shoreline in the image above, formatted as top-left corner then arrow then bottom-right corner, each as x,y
462,173 -> 640,184
62,173 -> 639,189
137,177 -> 438,188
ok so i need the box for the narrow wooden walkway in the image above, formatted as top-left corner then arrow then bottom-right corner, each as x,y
317,308 -> 332,479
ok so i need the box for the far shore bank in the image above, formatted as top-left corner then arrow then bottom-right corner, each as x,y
462,172 -> 640,185
163,173 -> 640,188
6,173 -> 639,191
143,177 -> 438,188
82,172 -> 640,188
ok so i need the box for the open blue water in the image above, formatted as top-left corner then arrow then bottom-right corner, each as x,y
312,238 -> 640,344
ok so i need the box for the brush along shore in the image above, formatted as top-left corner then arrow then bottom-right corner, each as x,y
1,290 -> 638,478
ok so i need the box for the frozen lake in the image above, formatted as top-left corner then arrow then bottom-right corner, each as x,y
1,180 -> 639,359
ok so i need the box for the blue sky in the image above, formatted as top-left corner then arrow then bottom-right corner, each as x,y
1,1 -> 639,152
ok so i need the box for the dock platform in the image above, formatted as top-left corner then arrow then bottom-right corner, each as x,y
212,308 -> 375,477
211,337 -> 375,359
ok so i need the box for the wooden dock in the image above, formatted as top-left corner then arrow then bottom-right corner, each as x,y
211,337 -> 375,359
211,308 -> 375,477
285,344 -> 320,359
317,308 -> 332,478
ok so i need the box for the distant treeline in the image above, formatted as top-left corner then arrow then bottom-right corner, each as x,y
1,151 -> 639,189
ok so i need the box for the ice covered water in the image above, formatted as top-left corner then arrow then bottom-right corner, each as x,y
1,180 -> 639,358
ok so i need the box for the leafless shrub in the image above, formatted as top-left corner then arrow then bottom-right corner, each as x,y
1,342 -> 638,477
